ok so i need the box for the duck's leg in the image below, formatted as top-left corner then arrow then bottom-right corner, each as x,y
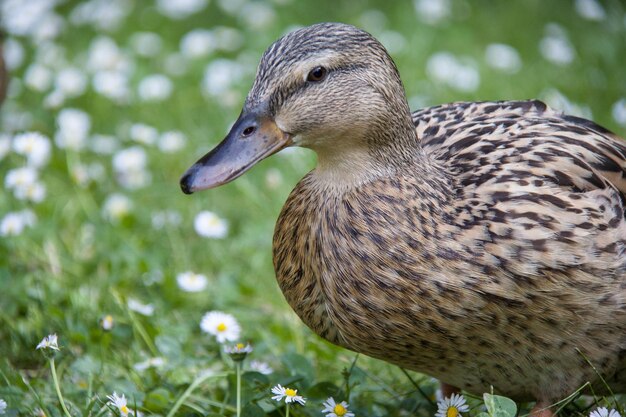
530,402 -> 554,417
440,382 -> 460,397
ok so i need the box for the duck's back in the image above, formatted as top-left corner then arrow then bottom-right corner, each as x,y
414,100 -> 626,277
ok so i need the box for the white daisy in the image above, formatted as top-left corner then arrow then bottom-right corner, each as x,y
129,123 -> 158,145
271,384 -> 306,405
55,108 -> 91,151
13,180 -> 46,203
55,67 -> 87,97
106,392 -> 130,416
180,29 -> 215,58
436,393 -> 470,417
322,397 -> 354,417
127,298 -> 155,316
249,360 -> 273,375
12,131 -> 52,167
158,131 -> 186,153
24,63 -> 53,92
0,398 -> 7,414
36,334 -> 59,351
137,74 -> 172,101
4,166 -> 38,190
133,357 -> 166,372
194,211 -> 228,238
224,342 -> 253,362
101,315 -> 114,331
176,271 -> 208,292
200,311 -> 240,343
102,193 -> 133,223
0,210 -> 36,237
113,147 -> 147,172
590,408 -> 621,417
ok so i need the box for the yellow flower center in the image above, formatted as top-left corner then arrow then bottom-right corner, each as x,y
236,343 -> 245,350
217,322 -> 227,332
334,404 -> 347,416
120,405 -> 129,415
285,388 -> 297,397
447,406 -> 459,417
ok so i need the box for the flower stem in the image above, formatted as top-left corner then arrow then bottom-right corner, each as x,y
236,362 -> 242,417
49,358 -> 72,417
286,403 -> 290,417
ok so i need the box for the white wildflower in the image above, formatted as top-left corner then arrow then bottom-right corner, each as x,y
24,64 -> 53,92
102,193 -> 132,222
414,0 -> 450,24
200,311 -> 240,343
271,384 -> 306,405
176,271 -> 208,292
158,131 -> 186,153
127,298 -> 155,316
180,29 -> 215,58
612,98 -> 626,127
106,392 -> 130,417
249,360 -> 273,375
90,134 -> 119,154
436,393 -> 470,417
156,0 -> 208,19
133,357 -> 166,371
202,59 -> 244,96
55,67 -> 88,97
101,314 -> 114,330
55,108 -> 91,151
14,180 -> 46,203
4,37 -> 25,70
93,70 -> 130,102
575,0 -> 605,21
0,210 -> 36,237
485,43 -> 522,73
589,408 -> 621,417
129,123 -> 158,145
0,398 -> 6,414
322,397 -> 354,417
151,210 -> 182,229
36,334 -> 59,350
138,74 -> 172,101
5,166 -> 38,190
12,131 -> 52,167
194,211 -> 228,238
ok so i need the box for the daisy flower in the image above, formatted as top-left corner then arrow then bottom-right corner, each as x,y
0,399 -> 6,414
127,298 -> 155,316
271,384 -> 306,405
176,271 -> 208,292
101,315 -> 114,331
194,211 -> 228,238
224,342 -> 252,362
12,131 -> 52,167
106,392 -> 130,416
200,311 -> 240,343
322,397 -> 354,417
249,360 -> 273,375
590,408 -> 621,417
436,393 -> 470,417
36,334 -> 59,351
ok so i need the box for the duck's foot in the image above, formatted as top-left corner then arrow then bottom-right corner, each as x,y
530,402 -> 554,417
440,382 -> 460,398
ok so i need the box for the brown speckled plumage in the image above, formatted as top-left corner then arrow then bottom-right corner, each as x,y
181,23 -> 626,405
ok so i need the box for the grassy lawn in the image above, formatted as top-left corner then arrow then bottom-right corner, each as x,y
1,0 -> 625,416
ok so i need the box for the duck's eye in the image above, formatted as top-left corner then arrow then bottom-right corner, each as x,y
307,66 -> 327,82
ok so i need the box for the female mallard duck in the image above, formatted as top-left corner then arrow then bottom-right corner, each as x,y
180,23 -> 626,413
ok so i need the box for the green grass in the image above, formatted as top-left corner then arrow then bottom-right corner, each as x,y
1,0 -> 626,416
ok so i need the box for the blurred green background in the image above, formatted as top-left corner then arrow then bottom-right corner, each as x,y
1,0 -> 625,415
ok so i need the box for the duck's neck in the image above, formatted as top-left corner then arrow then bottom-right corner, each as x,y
312,112 -> 425,191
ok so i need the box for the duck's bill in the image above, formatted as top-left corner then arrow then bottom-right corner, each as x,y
180,113 -> 292,194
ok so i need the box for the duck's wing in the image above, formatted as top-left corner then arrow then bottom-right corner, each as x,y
412,100 -> 626,278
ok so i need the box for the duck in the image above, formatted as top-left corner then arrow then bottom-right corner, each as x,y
180,22 -> 626,415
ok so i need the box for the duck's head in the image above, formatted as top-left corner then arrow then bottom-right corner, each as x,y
180,22 -> 417,194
